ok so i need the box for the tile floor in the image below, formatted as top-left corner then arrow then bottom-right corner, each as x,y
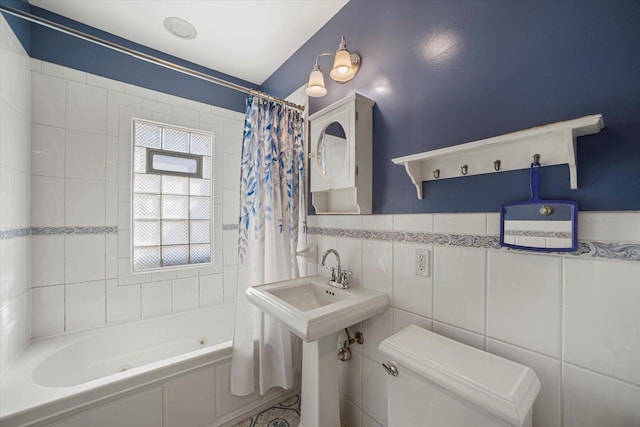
231,395 -> 300,427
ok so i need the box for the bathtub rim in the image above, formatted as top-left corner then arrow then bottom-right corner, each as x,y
0,304 -> 235,427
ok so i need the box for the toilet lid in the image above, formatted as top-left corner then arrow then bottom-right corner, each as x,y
379,325 -> 540,427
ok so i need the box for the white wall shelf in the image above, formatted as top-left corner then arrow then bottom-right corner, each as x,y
391,114 -> 604,200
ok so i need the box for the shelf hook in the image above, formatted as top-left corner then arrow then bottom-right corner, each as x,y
532,154 -> 541,166
493,160 -> 501,171
460,164 -> 468,176
433,169 -> 440,179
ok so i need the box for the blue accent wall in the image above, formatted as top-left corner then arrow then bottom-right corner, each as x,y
263,0 -> 640,213
23,5 -> 254,113
0,0 -> 30,52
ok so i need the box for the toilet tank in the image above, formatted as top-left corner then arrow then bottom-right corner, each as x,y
378,325 -> 540,427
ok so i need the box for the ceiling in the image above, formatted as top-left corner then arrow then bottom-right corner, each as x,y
29,0 -> 349,85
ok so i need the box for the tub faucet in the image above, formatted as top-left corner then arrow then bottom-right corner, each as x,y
320,249 -> 351,289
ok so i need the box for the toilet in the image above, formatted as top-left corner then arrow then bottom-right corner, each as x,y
378,325 -> 541,427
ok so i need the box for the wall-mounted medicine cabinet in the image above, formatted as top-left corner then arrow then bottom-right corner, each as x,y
309,93 -> 375,214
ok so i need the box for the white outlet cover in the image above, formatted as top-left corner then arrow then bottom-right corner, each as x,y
415,249 -> 431,277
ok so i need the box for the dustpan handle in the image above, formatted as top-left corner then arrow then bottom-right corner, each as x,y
530,161 -> 541,201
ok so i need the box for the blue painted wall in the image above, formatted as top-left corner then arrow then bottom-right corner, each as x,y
263,0 -> 640,213
0,0 -> 30,51
0,1 -> 255,113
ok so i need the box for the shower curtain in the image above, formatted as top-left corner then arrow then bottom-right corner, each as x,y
230,96 -> 306,396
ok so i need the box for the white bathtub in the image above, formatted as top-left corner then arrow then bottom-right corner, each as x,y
0,303 -> 294,427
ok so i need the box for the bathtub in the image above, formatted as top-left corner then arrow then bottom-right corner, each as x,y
0,303 -> 295,427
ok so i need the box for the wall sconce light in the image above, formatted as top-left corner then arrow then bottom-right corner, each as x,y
305,36 -> 361,97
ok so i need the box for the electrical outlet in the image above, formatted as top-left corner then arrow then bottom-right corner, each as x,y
415,249 -> 431,276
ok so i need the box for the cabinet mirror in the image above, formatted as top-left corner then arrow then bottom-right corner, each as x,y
317,121 -> 349,182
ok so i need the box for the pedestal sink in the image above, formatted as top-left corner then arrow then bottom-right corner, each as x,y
246,275 -> 390,427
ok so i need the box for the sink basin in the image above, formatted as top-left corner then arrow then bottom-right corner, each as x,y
246,275 -> 390,342
267,282 -> 340,312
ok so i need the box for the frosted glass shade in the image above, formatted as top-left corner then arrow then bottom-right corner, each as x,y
305,68 -> 327,97
330,50 -> 357,82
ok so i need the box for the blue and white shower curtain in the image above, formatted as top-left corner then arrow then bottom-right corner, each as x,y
230,96 -> 306,396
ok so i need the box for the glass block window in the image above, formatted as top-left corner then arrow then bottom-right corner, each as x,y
132,119 -> 213,271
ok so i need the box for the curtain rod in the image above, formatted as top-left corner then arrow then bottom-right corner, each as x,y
0,5 -> 305,112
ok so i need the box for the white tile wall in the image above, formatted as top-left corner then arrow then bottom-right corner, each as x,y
65,129 -> 106,180
433,246 -> 486,334
29,60 -> 244,339
392,213 -> 432,232
106,278 -> 140,323
141,280 -> 172,317
65,178 -> 106,225
65,280 -> 106,331
31,124 -> 65,178
0,236 -> 30,301
31,72 -> 65,127
433,212 -> 486,234
223,265 -> 238,302
0,15 -> 31,376
392,243 -> 432,317
223,153 -> 241,190
31,285 -> 65,338
31,235 -> 64,286
361,412 -> 382,427
433,321 -> 485,350
578,211 -> 640,242
65,81 -> 107,134
65,235 -> 105,283
339,394 -> 362,427
337,238 -> 363,288
361,308 -> 392,363
564,258 -> 640,385
223,230 -> 239,266
487,251 -> 562,357
392,308 -> 432,333
199,274 -> 224,306
361,214 -> 392,231
563,364 -> 640,427
361,356 -> 388,426
338,346 -> 362,407
362,240 -> 392,296
172,277 -> 200,311
309,211 -> 640,426
31,175 -> 64,226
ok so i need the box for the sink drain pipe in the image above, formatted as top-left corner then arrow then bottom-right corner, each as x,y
338,328 -> 364,361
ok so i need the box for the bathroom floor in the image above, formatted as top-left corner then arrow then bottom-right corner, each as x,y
231,394 -> 301,427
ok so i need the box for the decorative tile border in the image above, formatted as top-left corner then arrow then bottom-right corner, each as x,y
307,226 -> 640,262
0,226 -> 118,240
31,226 -> 118,235
0,227 -> 31,240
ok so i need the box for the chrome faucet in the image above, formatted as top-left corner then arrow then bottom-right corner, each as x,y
320,249 -> 351,289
